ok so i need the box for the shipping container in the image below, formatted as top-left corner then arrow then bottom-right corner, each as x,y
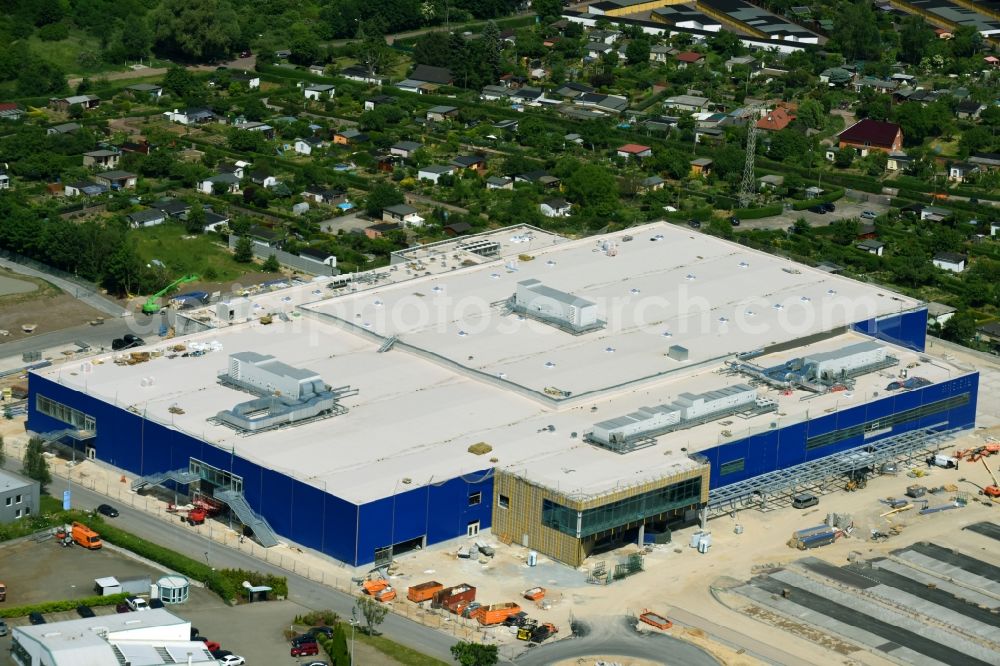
407,581 -> 443,603
433,584 -> 476,610
475,602 -> 521,625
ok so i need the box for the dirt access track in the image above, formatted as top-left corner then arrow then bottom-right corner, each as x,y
66,55 -> 256,89
0,268 -> 104,342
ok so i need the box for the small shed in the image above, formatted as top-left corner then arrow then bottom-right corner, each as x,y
157,575 -> 190,604
242,580 -> 272,602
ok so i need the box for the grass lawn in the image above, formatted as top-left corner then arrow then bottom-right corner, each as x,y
133,223 -> 248,282
39,495 -> 65,514
354,627 -> 448,666
28,30 -> 106,76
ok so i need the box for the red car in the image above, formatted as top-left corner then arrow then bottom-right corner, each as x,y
291,642 -> 319,656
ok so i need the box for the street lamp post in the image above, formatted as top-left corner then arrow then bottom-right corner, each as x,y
350,608 -> 359,665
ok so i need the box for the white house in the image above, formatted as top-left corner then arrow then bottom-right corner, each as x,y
382,204 -> 424,227
486,176 -> 513,190
932,252 -> 966,273
417,165 -> 455,184
294,137 -> 326,155
126,209 -> 167,228
948,162 -> 979,183
163,108 -> 215,125
304,84 -> 336,100
390,141 -> 422,159
230,71 -> 261,89
540,198 -> 572,218
0,172 -> 9,190
199,173 -> 241,194
299,247 -> 337,268
856,239 -> 884,256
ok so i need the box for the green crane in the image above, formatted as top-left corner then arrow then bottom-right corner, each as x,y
141,274 -> 199,314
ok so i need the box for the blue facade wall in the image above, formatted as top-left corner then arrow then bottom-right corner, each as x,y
706,372 -> 978,488
852,307 -> 928,352
27,374 -> 490,566
27,367 -> 978,564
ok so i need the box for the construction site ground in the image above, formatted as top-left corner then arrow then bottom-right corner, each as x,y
1,340 -> 997,665
0,268 -> 105,342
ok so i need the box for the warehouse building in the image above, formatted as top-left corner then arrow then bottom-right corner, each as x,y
27,222 -> 978,568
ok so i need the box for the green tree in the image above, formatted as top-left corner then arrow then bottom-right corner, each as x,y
797,98 -> 825,130
656,148 -> 692,180
481,20 -> 503,80
289,32 -> 321,66
563,164 -> 618,216
185,203 -> 206,234
625,38 -> 650,66
234,236 -> 254,263
831,0 -> 881,61
834,147 -> 855,169
16,58 -> 64,96
412,32 -> 451,68
942,310 -> 976,344
163,67 -> 201,99
330,623 -> 350,665
950,25 -> 982,59
958,126 -> 992,158
355,595 -> 388,635
151,0 -> 241,61
23,437 -> 52,491
364,183 -> 404,217
898,15 -> 932,65
450,641 -> 499,666
262,254 -> 280,272
227,129 -> 269,153
103,241 -> 144,295
534,0 -> 563,21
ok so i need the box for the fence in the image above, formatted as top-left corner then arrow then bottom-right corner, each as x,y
5,436 -> 482,642
227,235 -> 339,277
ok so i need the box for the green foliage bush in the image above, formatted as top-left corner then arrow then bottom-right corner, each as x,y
791,188 -> 846,211
0,593 -> 128,619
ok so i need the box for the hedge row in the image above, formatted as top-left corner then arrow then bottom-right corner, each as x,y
732,204 -> 783,219
791,187 -> 846,211
87,519 -> 288,602
0,593 -> 128,619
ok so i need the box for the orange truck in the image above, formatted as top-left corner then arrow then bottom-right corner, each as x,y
71,522 -> 102,549
475,602 -> 521,626
407,581 -> 443,603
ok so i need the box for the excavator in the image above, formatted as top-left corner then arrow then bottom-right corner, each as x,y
141,275 -> 198,314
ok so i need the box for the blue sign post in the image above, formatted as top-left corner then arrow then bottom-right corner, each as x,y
63,490 -> 71,510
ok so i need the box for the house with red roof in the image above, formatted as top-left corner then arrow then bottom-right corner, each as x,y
0,102 -> 23,120
756,107 -> 796,132
617,143 -> 653,159
675,52 -> 705,68
837,119 -> 903,156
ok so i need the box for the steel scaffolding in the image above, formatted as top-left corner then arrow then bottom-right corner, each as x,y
706,425 -> 965,517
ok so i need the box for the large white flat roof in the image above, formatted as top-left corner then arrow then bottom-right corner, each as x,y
35,223 -> 954,503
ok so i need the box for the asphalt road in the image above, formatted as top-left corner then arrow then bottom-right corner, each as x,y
0,314 -> 165,366
34,476 -> 462,663
513,617 -> 718,666
738,198 -> 891,232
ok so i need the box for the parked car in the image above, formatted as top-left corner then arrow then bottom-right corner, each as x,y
729,216 -> 741,226
687,219 -> 701,229
307,626 -> 335,639
97,504 -> 119,518
149,598 -> 164,609
821,202 -> 836,213
0,620 -> 8,636
792,493 -> 819,509
860,210 -> 877,220
239,50 -> 252,58
210,650 -> 233,660
195,637 -> 221,652
217,656 -> 246,666
76,605 -> 96,618
808,205 -> 826,214
291,642 -> 319,657
29,612 -> 46,625
115,602 -> 132,613
125,596 -> 149,612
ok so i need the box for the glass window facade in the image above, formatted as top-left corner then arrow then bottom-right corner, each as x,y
189,458 -> 243,493
806,393 -> 969,451
468,491 -> 482,506
36,394 -> 96,431
542,477 -> 702,539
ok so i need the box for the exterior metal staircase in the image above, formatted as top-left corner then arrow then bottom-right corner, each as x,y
213,489 -> 280,547
377,336 -> 398,353
131,468 -> 201,492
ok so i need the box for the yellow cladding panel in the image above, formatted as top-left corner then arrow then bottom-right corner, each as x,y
491,466 -> 709,568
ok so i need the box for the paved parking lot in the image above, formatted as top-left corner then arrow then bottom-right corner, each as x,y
0,536 -> 163,607
739,197 -> 891,231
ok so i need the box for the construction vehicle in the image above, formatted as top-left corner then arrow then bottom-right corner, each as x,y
474,602 -> 521,626
639,610 -> 672,630
407,581 -> 443,603
516,621 -> 538,641
529,622 -> 558,643
982,459 -> 1000,498
71,522 -> 102,549
185,496 -> 223,526
141,275 -> 198,314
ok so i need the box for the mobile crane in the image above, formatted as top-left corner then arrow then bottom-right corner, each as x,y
982,458 -> 1000,499
141,275 -> 198,314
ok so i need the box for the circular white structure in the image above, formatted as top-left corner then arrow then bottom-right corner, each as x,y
157,575 -> 190,604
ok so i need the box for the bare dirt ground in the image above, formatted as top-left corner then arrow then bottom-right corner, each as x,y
66,55 -> 257,89
0,270 -> 105,341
